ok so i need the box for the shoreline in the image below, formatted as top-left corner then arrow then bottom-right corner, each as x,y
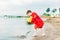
31,17 -> 60,40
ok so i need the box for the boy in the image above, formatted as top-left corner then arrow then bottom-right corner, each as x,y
26,10 -> 45,36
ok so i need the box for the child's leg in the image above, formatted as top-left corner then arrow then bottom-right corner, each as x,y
34,29 -> 37,35
32,27 -> 38,36
33,28 -> 45,36
36,28 -> 42,36
41,27 -> 45,36
34,25 -> 38,35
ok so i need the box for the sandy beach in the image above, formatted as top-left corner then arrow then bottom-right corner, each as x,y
31,17 -> 60,40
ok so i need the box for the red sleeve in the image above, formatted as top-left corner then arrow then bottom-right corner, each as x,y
30,12 -> 37,23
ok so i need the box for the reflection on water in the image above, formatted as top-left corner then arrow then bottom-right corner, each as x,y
0,17 -> 34,40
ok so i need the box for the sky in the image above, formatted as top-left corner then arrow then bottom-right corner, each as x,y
0,0 -> 60,16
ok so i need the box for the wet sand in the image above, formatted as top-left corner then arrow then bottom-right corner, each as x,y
31,17 -> 60,40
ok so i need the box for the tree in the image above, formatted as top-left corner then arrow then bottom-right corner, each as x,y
52,9 -> 57,13
58,8 -> 60,16
46,8 -> 50,13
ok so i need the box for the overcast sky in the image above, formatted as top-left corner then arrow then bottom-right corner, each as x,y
0,0 -> 60,16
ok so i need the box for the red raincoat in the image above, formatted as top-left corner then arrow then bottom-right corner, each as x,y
30,12 -> 44,29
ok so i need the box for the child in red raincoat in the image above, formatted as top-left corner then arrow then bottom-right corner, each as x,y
26,10 -> 45,36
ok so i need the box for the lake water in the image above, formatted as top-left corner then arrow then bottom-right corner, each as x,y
0,17 -> 52,40
0,17 -> 34,40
